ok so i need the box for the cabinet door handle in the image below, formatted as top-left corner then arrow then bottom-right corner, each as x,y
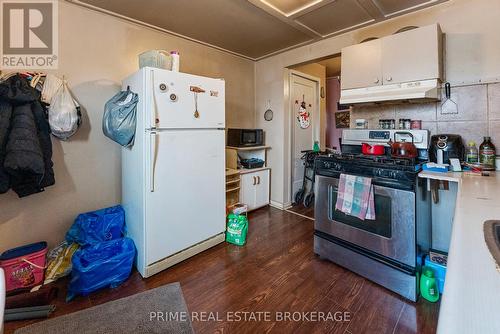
252,176 -> 256,185
386,76 -> 393,82
257,176 -> 260,184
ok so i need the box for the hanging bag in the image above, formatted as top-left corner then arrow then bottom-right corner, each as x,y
41,73 -> 63,104
102,88 -> 139,147
48,80 -> 82,140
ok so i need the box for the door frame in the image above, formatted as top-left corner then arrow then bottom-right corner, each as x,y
286,70 -> 321,206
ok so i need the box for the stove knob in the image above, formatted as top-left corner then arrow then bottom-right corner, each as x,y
334,163 -> 342,171
390,171 -> 398,178
323,162 -> 331,169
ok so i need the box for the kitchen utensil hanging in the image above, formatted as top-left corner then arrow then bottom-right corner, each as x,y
264,100 -> 273,121
440,82 -> 458,115
190,86 -> 205,119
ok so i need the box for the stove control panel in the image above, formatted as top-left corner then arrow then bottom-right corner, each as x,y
369,131 -> 391,140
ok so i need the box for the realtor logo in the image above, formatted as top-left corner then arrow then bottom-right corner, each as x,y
1,0 -> 58,69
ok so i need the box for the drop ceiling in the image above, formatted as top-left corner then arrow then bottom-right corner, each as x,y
68,0 -> 447,60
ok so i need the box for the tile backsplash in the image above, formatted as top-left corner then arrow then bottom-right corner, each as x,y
350,82 -> 500,147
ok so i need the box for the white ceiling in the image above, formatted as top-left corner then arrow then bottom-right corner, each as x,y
68,0 -> 448,60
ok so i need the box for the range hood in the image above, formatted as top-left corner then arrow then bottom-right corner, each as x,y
339,79 -> 441,105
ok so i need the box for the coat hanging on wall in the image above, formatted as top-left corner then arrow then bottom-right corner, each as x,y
296,95 -> 310,129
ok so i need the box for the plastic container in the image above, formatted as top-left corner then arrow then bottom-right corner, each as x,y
170,51 -> 180,72
496,155 -> 500,171
313,141 -> 320,152
1,267 -> 4,332
0,242 -> 48,293
466,141 -> 479,164
420,266 -> 440,302
355,119 -> 368,129
138,50 -> 172,70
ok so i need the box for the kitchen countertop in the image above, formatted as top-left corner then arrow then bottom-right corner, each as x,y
418,170 -> 463,182
419,171 -> 500,333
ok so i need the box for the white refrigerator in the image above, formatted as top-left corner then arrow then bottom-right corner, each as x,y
122,67 -> 226,278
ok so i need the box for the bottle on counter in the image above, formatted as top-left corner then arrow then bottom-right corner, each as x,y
466,141 -> 479,164
170,51 -> 180,72
313,141 -> 320,153
479,136 -> 496,168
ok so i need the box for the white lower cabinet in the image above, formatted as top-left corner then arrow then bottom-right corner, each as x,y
240,169 -> 270,211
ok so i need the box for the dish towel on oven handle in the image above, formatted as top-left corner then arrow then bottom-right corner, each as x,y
335,174 -> 376,220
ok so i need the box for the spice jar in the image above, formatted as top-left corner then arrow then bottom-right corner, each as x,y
411,120 -> 422,129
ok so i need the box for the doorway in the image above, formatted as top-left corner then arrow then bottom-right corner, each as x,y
289,71 -> 319,218
285,54 -> 342,220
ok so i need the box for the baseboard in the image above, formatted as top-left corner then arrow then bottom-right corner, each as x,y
270,200 -> 293,210
143,233 -> 225,278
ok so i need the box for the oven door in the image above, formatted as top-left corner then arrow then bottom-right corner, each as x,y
315,175 -> 416,267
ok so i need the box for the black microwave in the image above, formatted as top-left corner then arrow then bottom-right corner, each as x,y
227,128 -> 264,147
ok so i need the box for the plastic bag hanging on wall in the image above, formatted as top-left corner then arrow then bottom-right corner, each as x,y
48,80 -> 82,140
296,95 -> 310,129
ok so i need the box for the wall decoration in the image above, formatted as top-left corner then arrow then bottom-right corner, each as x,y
296,98 -> 310,129
264,99 -> 273,121
335,111 -> 350,128
264,109 -> 273,121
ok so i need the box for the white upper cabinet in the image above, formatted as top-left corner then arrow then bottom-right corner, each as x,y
341,24 -> 442,90
341,38 -> 382,90
381,24 -> 442,85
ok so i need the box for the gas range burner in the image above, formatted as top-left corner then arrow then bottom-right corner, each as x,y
338,153 -> 415,165
328,153 -> 420,169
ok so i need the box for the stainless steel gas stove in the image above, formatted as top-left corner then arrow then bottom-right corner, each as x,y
314,129 -> 431,302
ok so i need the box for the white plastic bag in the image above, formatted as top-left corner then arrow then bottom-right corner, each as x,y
48,81 -> 81,140
41,73 -> 63,104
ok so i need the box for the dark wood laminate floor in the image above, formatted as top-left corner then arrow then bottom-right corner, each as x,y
286,203 -> 315,220
5,207 -> 439,334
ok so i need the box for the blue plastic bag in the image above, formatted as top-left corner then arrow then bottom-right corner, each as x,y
67,237 -> 136,301
66,205 -> 125,247
102,88 -> 138,147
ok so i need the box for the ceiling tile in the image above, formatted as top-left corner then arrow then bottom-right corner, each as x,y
295,0 -> 373,36
73,0 -> 448,59
261,0 -> 320,15
372,0 -> 434,16
78,0 -> 312,58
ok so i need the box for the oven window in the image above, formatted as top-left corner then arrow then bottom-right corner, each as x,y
242,131 -> 256,144
328,185 -> 392,238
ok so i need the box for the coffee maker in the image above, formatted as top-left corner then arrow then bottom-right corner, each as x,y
429,134 -> 465,164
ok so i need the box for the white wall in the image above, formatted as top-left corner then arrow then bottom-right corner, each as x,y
256,0 -> 500,206
0,1 -> 255,252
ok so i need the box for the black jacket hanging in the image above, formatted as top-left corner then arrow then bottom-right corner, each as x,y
0,75 -> 55,197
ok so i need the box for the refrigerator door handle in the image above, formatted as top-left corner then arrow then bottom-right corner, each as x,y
149,132 -> 158,192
